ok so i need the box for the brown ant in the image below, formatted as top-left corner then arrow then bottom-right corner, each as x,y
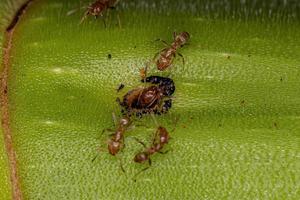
106,115 -> 131,156
80,0 -> 121,26
117,76 -> 175,117
132,126 -> 171,180
154,31 -> 190,71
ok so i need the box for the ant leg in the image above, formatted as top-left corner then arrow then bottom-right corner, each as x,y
177,52 -> 185,65
154,38 -> 170,47
173,31 -> 177,40
150,113 -> 159,128
151,127 -> 160,144
118,157 -> 126,174
112,112 -> 118,127
116,12 -> 122,29
91,146 -> 106,162
101,128 -> 114,135
102,17 -> 107,28
79,11 -> 89,24
133,167 -> 150,182
133,137 -> 147,148
158,150 -> 169,154
152,51 -> 160,64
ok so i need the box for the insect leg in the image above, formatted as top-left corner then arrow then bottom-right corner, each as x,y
79,10 -> 89,24
116,11 -> 122,29
177,52 -> 185,65
133,137 -> 147,148
173,31 -> 177,40
133,167 -> 150,182
158,150 -> 169,154
102,17 -> 107,28
154,38 -> 170,47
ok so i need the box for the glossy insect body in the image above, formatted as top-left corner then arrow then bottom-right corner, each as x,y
156,31 -> 190,71
118,76 -> 175,116
134,126 -> 170,164
107,116 -> 131,155
80,0 -> 117,23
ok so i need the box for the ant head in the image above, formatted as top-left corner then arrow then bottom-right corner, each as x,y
108,140 -> 121,156
134,152 -> 148,163
181,31 -> 190,40
176,32 -> 190,44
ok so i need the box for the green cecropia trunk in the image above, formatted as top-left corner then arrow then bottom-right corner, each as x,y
0,0 -> 300,199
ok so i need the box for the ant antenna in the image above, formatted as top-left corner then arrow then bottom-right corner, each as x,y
112,112 -> 118,127
79,11 -> 88,24
91,154 -> 99,162
132,167 -> 150,182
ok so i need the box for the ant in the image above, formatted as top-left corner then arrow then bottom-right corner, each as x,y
79,0 -> 121,27
106,115 -> 131,156
117,76 -> 175,117
154,31 -> 190,71
133,126 -> 171,180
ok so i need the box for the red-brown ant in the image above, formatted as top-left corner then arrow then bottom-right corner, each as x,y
106,115 -> 131,156
117,76 -> 175,117
154,31 -> 190,71
80,0 -> 120,26
132,126 -> 171,180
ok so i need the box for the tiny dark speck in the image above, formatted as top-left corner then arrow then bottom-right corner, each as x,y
108,54 -> 112,59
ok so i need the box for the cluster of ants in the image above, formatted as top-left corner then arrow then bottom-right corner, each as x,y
79,0 -> 190,179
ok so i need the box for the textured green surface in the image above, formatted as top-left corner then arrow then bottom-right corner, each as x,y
0,128 -> 11,200
6,0 -> 300,199
0,1 -> 15,199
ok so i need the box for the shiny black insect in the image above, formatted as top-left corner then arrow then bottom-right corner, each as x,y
117,76 -> 175,117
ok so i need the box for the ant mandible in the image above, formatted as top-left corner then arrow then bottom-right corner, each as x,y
154,31 -> 190,71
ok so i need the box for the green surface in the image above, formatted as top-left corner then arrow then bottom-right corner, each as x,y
0,1 -> 16,200
4,0 -> 300,199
